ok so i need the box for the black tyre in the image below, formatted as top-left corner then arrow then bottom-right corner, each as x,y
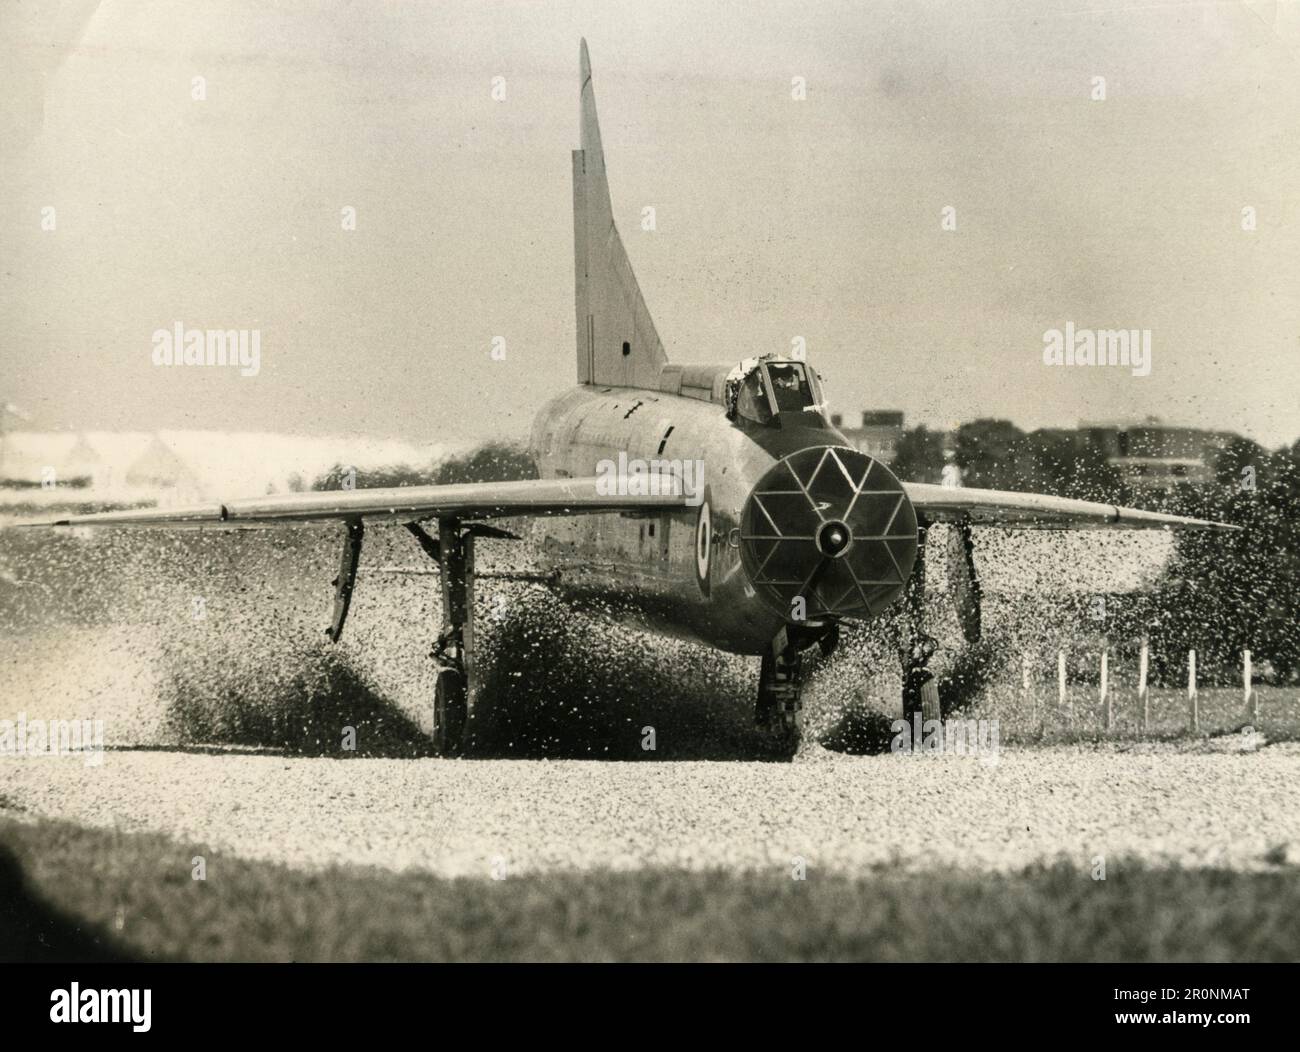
432,667 -> 468,756
757,652 -> 802,761
769,709 -> 802,762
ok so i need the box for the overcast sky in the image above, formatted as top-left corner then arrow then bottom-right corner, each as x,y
2,0 -> 1297,447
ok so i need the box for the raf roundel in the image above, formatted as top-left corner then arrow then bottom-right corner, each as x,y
695,495 -> 712,595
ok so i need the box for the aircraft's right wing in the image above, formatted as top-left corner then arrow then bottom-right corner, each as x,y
30,475 -> 687,529
904,483 -> 1238,531
25,474 -> 689,644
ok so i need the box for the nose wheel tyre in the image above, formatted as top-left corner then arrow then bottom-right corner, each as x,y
766,709 -> 802,760
757,651 -> 803,761
433,667 -> 468,756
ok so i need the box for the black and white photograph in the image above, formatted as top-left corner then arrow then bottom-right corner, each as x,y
1,0 -> 1297,1022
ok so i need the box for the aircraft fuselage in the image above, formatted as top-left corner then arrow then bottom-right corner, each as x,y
528,383 -> 869,655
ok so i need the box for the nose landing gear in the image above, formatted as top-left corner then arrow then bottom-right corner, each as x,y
754,624 -> 838,761
757,645 -> 803,760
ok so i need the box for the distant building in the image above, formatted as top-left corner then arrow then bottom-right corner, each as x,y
1078,417 -> 1238,493
0,430 -> 106,487
0,429 -> 451,509
832,410 -> 905,465
125,434 -> 201,496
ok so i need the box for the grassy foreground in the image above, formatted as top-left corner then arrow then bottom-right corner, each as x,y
2,816 -> 1297,962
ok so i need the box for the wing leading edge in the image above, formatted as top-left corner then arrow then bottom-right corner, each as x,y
29,475 -> 689,529
32,478 -> 1236,531
904,483 -> 1238,531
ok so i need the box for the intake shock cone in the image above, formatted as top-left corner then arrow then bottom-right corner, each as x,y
739,445 -> 918,620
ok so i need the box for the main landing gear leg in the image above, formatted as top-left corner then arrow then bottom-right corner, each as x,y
431,517 -> 475,756
756,627 -> 804,761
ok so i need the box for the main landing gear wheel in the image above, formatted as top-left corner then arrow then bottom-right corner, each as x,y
757,649 -> 804,761
432,667 -> 468,756
901,634 -> 942,729
416,516 -> 477,758
895,523 -> 942,740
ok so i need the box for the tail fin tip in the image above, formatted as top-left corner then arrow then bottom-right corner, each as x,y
572,39 -> 669,388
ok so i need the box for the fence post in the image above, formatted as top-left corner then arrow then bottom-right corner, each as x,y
1138,638 -> 1150,732
1188,648 -> 1198,732
1244,648 -> 1258,724
1058,650 -> 1067,727
1101,647 -> 1111,731
1022,651 -> 1037,734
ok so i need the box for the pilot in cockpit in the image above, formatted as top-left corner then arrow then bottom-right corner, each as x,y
767,362 -> 814,413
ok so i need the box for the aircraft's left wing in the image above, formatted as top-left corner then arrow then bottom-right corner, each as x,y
29,475 -> 688,529
904,483 -> 1238,531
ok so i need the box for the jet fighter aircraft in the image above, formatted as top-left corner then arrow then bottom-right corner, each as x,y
35,41 -> 1234,758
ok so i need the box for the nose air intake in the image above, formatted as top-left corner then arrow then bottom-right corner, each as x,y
740,446 -> 918,620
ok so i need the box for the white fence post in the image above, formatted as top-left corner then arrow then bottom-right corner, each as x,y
1188,648 -> 1199,732
1022,651 -> 1037,733
1058,650 -> 1067,727
1138,638 -> 1150,732
1244,648 -> 1258,724
1101,647 -> 1111,731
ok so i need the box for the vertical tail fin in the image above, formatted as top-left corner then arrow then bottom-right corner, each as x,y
573,39 -> 669,388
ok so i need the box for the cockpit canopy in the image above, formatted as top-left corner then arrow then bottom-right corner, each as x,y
725,356 -> 826,425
